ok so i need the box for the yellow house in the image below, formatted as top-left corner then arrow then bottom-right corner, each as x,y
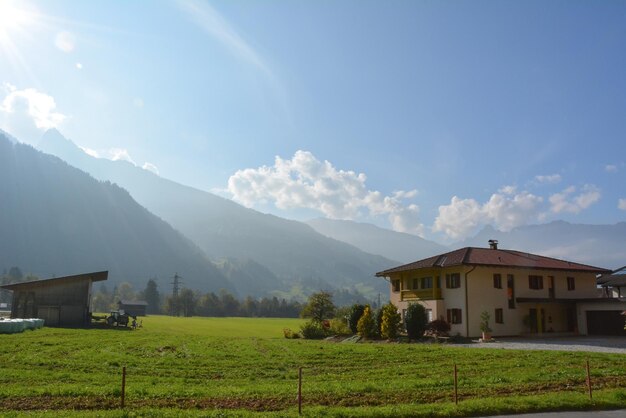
375,241 -> 625,337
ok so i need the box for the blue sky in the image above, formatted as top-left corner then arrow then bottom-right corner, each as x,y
1,0 -> 625,243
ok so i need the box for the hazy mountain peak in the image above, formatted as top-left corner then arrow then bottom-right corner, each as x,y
306,218 -> 448,263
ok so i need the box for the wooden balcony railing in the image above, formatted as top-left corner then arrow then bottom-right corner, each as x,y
400,288 -> 442,301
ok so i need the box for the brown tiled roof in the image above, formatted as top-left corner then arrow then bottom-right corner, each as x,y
375,248 -> 610,276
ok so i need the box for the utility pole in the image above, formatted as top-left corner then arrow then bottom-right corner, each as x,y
171,273 -> 182,316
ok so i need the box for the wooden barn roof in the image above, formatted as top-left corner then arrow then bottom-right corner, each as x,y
0,271 -> 108,290
376,248 -> 610,277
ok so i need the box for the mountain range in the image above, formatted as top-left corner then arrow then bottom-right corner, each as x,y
2,127 -> 623,304
306,218 -> 448,263
36,129 -> 397,299
0,131 -> 230,292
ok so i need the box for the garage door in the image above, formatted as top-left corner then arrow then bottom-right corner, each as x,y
586,311 -> 626,336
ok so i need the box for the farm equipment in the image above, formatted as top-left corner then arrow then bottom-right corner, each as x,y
106,311 -> 130,327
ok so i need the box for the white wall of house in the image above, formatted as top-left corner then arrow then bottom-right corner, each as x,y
384,266 -> 603,338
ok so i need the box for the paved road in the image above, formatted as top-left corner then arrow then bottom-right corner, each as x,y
485,409 -> 626,418
457,336 -> 626,354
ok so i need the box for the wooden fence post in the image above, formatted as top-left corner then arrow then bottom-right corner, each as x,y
454,363 -> 458,405
586,360 -> 592,400
298,367 -> 303,415
121,366 -> 126,408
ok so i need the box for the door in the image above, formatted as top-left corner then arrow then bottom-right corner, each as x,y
586,311 -> 626,335
529,309 -> 538,333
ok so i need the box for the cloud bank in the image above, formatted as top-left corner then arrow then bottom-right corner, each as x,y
433,187 -> 544,240
0,83 -> 66,143
227,150 -> 425,235
549,185 -> 601,214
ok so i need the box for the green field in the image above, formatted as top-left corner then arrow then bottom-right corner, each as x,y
1,316 -> 625,417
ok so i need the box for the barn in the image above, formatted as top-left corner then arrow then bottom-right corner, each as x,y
118,300 -> 148,317
0,271 -> 108,327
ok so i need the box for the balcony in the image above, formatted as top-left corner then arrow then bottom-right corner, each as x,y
401,288 -> 442,301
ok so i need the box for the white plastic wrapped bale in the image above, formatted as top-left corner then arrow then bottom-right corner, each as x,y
0,318 -> 45,334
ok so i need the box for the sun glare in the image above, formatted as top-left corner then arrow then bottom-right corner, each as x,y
0,0 -> 35,42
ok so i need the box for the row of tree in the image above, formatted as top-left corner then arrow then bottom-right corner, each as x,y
91,279 -> 303,318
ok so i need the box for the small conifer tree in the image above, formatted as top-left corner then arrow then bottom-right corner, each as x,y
381,302 -> 402,339
357,305 -> 376,338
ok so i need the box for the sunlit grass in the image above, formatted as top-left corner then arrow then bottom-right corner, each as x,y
1,315 -> 625,416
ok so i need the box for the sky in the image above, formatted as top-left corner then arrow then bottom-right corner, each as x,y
0,0 -> 625,243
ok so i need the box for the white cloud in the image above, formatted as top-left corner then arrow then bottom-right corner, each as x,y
55,31 -> 75,53
549,185 -> 601,214
133,97 -> 144,108
618,199 -> 626,211
75,62 -> 83,70
77,145 -> 137,165
142,162 -> 159,175
227,150 -> 425,235
433,189 -> 543,240
0,83 -> 66,143
535,174 -> 562,184
605,163 -> 624,173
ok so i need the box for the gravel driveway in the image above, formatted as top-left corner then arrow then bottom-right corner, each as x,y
457,336 -> 626,354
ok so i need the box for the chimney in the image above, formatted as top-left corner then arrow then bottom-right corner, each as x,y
488,239 -> 498,250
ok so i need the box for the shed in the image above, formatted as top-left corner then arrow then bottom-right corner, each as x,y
0,271 -> 108,327
118,300 -> 148,317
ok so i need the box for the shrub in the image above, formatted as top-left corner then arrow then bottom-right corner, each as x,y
357,305 -> 376,339
300,320 -> 329,339
347,304 -> 366,334
404,303 -> 428,340
480,311 -> 492,333
380,303 -> 402,339
426,319 -> 451,337
375,307 -> 384,338
329,318 -> 351,336
283,328 -> 300,339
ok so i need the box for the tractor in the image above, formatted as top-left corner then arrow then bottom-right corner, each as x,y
106,310 -> 130,327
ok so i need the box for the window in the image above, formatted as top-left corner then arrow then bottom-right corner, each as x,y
421,277 -> 433,289
412,278 -> 419,290
392,279 -> 400,292
447,308 -> 462,324
507,274 -> 515,309
528,275 -> 543,290
495,308 -> 504,324
493,274 -> 502,289
426,309 -> 433,322
567,276 -> 575,291
446,273 -> 461,289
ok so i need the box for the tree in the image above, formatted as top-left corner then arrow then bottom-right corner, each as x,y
405,303 -> 428,340
380,303 -> 402,339
357,305 -> 376,338
142,279 -> 161,315
179,288 -> 197,317
348,304 -> 366,334
300,291 -> 335,323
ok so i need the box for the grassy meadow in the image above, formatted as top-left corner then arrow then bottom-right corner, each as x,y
1,315 -> 626,417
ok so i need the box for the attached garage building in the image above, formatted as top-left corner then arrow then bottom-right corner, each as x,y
0,271 -> 108,327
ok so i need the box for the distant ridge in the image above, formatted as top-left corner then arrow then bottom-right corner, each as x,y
306,218 -> 448,263
0,131 -> 232,292
457,221 -> 626,270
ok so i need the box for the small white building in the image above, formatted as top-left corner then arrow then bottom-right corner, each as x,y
376,241 -> 626,337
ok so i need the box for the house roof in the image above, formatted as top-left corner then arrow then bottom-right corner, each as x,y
375,247 -> 610,277
597,266 -> 626,287
0,271 -> 108,290
119,300 -> 148,306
